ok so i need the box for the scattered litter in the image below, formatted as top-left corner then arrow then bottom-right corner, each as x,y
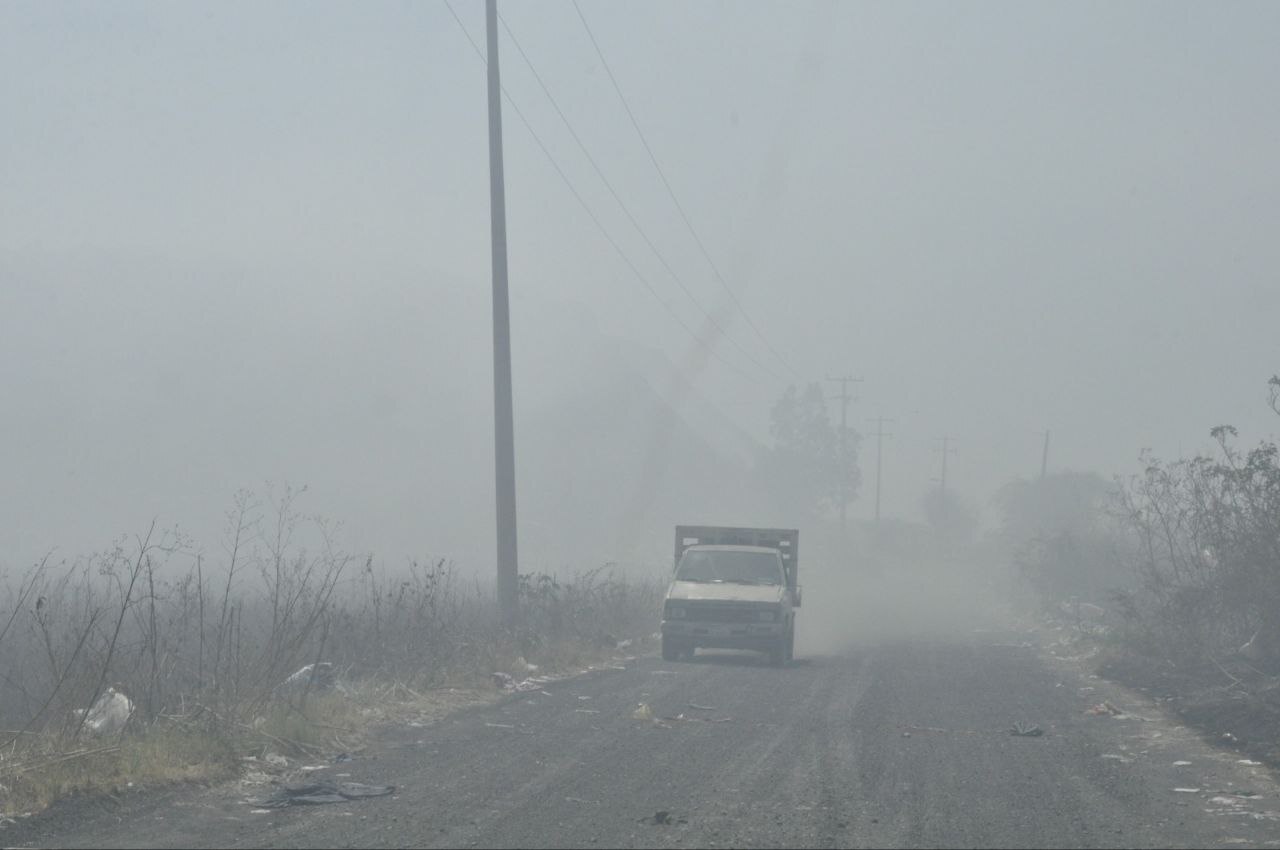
688,704 -> 717,712
264,753 -> 289,769
616,639 -> 633,651
493,671 -> 566,693
73,686 -> 134,736
640,810 -> 687,826
299,765 -> 329,773
1239,760 -> 1264,767
1223,733 -> 1240,743
901,732 -> 911,738
574,709 -> 600,715
248,781 -> 395,808
277,663 -> 336,697
515,657 -> 539,674
1174,761 -> 1193,767
485,722 -> 515,729
1220,838 -> 1253,844
1085,702 -> 1122,717
332,753 -> 353,764
565,797 -> 599,805
1174,788 -> 1202,793
249,809 -> 274,815
659,713 -> 734,724
632,703 -> 653,721
578,696 -> 592,701
903,725 -> 950,734
650,670 -> 679,676
541,691 -> 553,697
1101,754 -> 1134,763
1010,723 -> 1044,738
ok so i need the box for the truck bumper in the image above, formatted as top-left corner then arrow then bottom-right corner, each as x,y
661,620 -> 783,650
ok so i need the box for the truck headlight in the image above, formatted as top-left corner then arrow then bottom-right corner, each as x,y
667,606 -> 686,619
758,609 -> 777,622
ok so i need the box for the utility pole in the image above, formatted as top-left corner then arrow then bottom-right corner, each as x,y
826,374 -> 863,533
935,436 -> 957,494
866,416 -> 895,524
486,0 -> 519,625
1039,429 -> 1050,481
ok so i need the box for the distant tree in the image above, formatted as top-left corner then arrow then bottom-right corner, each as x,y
995,471 -> 1114,542
920,488 -> 978,545
758,383 -> 861,520
995,471 -> 1119,605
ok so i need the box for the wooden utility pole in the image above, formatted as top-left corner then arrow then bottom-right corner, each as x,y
486,0 -> 519,624
826,374 -> 863,533
866,416 -> 895,524
1040,429 -> 1050,481
936,436 -> 956,494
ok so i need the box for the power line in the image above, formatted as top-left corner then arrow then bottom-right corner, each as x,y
442,0 -> 757,384
571,0 -> 802,381
497,13 -> 787,383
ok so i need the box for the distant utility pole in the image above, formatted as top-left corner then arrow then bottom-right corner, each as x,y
826,373 -> 863,533
486,0 -> 519,625
866,416 -> 895,524
935,436 -> 957,495
1039,429 -> 1051,481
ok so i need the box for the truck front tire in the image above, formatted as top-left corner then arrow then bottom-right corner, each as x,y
769,621 -> 795,667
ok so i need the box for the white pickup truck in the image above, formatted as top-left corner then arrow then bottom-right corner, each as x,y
660,525 -> 801,666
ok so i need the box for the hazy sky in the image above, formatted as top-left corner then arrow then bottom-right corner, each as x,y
3,1 -> 1278,570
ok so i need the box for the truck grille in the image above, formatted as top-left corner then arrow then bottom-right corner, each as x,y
681,602 -> 763,623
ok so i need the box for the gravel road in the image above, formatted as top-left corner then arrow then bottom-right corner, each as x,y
8,635 -> 1280,849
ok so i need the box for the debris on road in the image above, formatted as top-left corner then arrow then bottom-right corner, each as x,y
1010,723 -> 1044,737
687,704 -> 717,712
248,781 -> 395,808
1101,753 -> 1134,763
640,811 -> 687,826
1174,761 -> 1193,766
1174,788 -> 1202,793
73,686 -> 134,736
1239,760 -> 1263,766
659,713 -> 733,724
1085,702 -> 1122,717
632,703 -> 653,721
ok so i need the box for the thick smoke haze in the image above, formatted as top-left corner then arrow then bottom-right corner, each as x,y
3,1 -> 1278,576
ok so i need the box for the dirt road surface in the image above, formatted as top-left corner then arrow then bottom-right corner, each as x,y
7,635 -> 1280,849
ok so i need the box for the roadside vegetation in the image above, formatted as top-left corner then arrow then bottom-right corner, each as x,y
1003,375 -> 1280,764
0,487 -> 664,816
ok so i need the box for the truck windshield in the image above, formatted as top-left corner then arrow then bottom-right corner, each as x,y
675,550 -> 784,585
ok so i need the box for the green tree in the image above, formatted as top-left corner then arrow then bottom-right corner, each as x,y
758,383 -> 861,519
